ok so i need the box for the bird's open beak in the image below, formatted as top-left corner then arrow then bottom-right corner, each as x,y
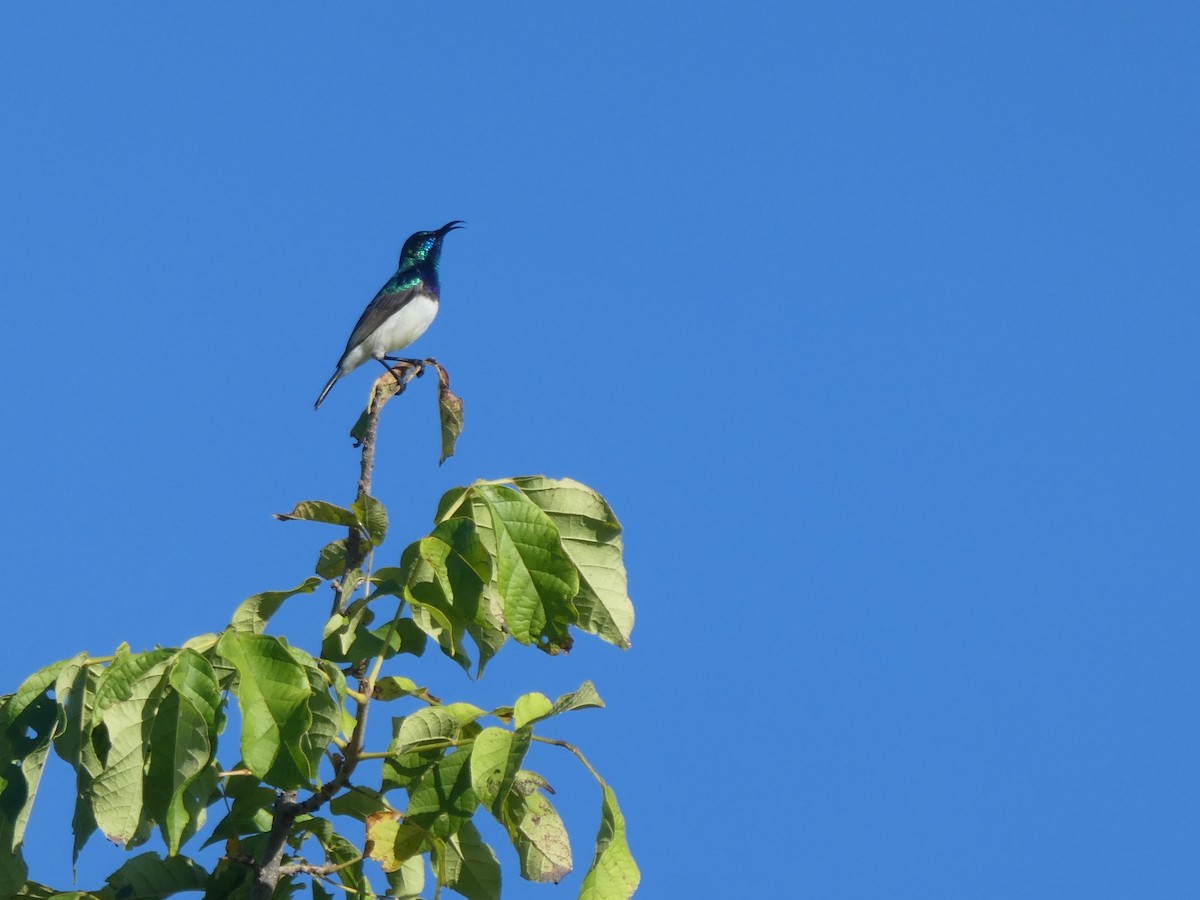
438,220 -> 466,234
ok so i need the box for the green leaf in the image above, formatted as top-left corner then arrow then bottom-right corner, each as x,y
391,707 -> 460,755
230,578 -> 322,634
431,488 -> 506,675
364,811 -> 426,873
52,656 -> 102,864
273,500 -> 358,528
407,588 -> 471,673
512,693 -> 552,730
579,783 -> 639,899
336,567 -> 365,612
176,763 -> 220,855
146,650 -> 221,854
10,882 -> 100,899
469,727 -> 530,818
91,651 -> 174,845
0,659 -> 67,895
202,781 -> 276,847
318,824 -> 373,899
419,519 -> 491,612
464,620 -> 507,680
407,748 -> 478,839
216,632 -> 313,790
379,618 -> 429,659
384,853 -> 426,899
0,660 -> 65,830
381,705 -> 463,796
320,605 -> 370,663
104,850 -> 208,897
435,363 -> 465,466
315,539 -> 350,579
92,647 -> 174,723
399,540 -> 473,673
382,749 -> 441,794
168,648 -> 221,732
372,675 -> 437,704
365,564 -> 407,596
501,771 -> 572,883
433,485 -> 474,522
290,646 -> 340,777
512,476 -> 634,649
50,653 -> 90,768
439,819 -> 500,900
418,517 -> 504,673
320,599 -> 424,664
549,680 -> 605,714
445,703 -> 486,725
516,681 -> 605,730
316,659 -> 348,710
329,786 -> 392,822
352,494 -> 389,546
0,852 -> 25,899
203,854 -> 254,898
182,633 -> 220,654
475,484 -> 580,652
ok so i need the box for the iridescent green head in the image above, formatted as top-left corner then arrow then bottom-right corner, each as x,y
398,220 -> 464,269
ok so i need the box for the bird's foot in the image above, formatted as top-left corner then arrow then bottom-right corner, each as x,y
377,357 -> 428,390
382,357 -> 428,379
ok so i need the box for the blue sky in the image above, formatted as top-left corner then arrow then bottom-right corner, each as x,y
2,3 -> 1197,897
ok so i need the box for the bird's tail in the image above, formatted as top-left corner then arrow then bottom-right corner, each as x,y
314,371 -> 341,409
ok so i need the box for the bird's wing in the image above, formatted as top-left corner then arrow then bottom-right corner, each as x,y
338,285 -> 424,359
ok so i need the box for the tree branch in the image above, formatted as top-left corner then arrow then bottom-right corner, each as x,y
250,674 -> 372,899
332,360 -> 427,616
254,360 -> 435,899
250,788 -> 298,899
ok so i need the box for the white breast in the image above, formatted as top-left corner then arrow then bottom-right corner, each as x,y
339,293 -> 439,374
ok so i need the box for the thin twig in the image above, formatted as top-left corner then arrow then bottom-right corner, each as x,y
531,735 -> 605,783
278,856 -> 364,877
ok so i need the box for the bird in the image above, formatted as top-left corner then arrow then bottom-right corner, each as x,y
314,221 -> 464,409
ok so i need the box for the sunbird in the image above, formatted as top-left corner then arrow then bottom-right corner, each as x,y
315,221 -> 463,409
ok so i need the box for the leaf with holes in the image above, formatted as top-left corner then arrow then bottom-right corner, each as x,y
501,770 -> 572,883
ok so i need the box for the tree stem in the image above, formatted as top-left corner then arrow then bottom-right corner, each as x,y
254,366 -> 416,899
